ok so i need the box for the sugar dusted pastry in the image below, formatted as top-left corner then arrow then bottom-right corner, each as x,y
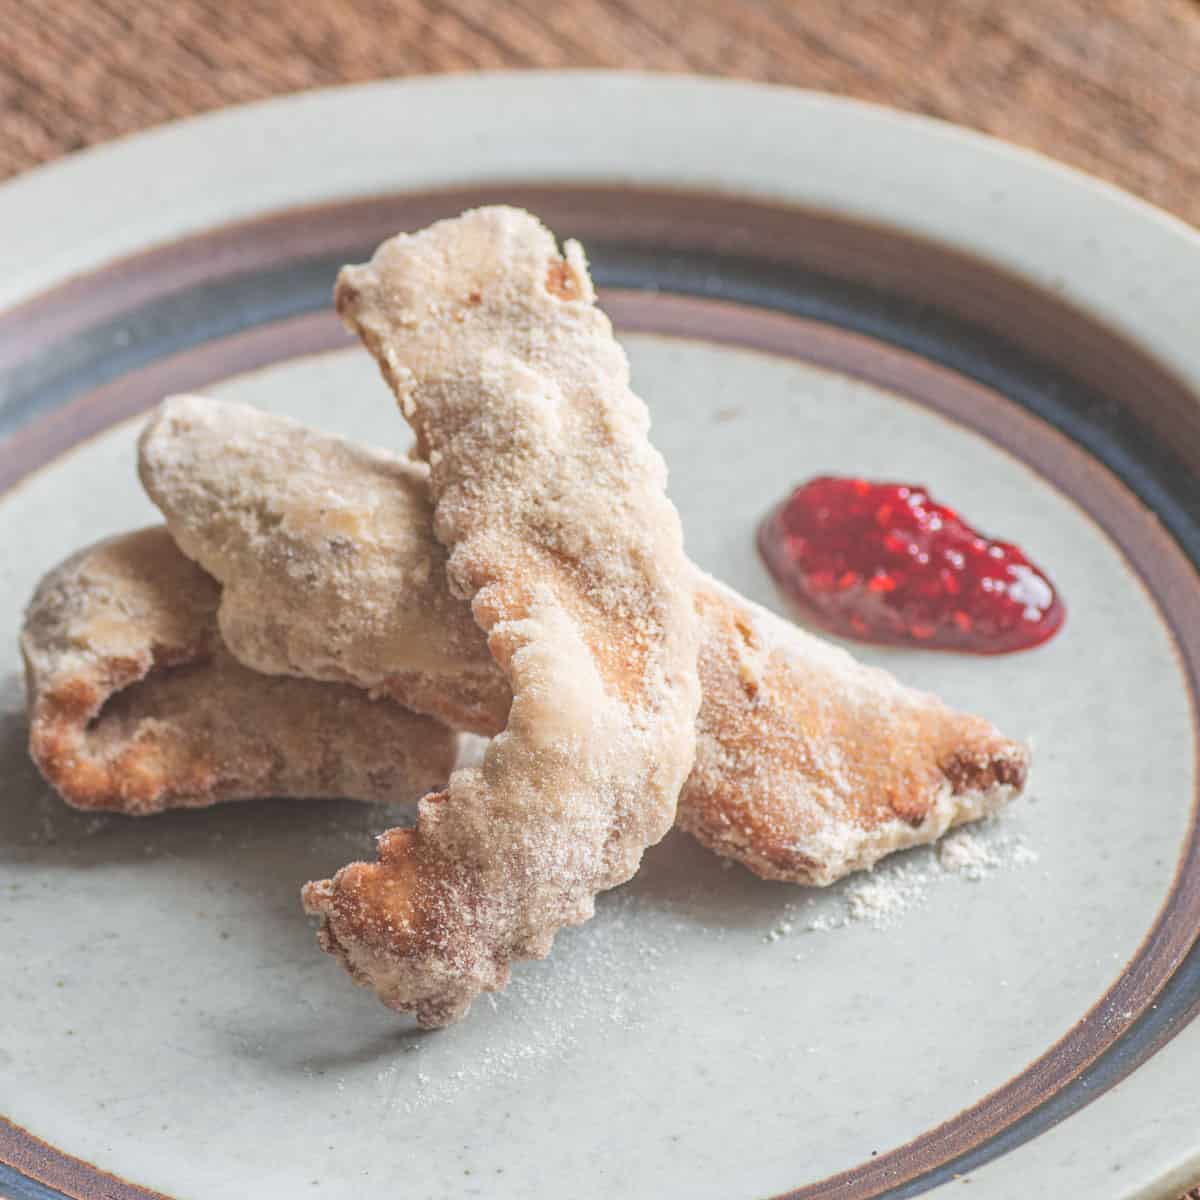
141,395 -> 1028,885
302,207 -> 703,1026
21,528 -> 457,815
138,395 -> 507,735
683,580 -> 1026,883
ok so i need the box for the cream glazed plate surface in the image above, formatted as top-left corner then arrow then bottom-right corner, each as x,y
1,75 -> 1199,1200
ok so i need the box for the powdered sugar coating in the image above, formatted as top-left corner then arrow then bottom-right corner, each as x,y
20,528 -> 457,814
304,208 -> 702,1026
139,395 -> 509,734
142,396 -> 1029,886
683,578 -> 1028,884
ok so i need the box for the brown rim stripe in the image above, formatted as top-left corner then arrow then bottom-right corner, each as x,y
2,186 -> 1197,470
1,293 -> 1198,1200
0,1117 -> 172,1200
0,311 -> 349,495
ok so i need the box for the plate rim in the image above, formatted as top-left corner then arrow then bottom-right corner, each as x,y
1,72 -> 1198,1200
1,71 -> 1198,393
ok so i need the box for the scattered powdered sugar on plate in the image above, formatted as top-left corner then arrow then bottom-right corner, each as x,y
379,891 -> 670,1114
766,814 -> 1041,939
350,816 -> 1040,1109
844,860 -> 937,929
937,825 -> 1039,880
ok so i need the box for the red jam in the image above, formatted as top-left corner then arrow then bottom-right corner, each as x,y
757,476 -> 1065,654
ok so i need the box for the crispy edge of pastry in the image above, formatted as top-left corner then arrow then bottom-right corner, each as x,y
21,528 -> 457,815
679,580 -> 1028,885
140,396 -> 1028,885
303,206 -> 702,1026
138,394 -> 512,735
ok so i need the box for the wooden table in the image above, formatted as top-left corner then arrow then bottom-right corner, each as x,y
2,2 -> 1198,1195
3,0 -> 1199,227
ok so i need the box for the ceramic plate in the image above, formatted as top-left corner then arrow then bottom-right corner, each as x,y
1,74 -> 1198,1200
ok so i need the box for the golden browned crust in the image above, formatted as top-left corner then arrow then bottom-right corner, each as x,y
140,395 -> 1028,886
138,394 -> 512,735
304,207 -> 702,1026
679,581 -> 1028,885
21,528 -> 457,814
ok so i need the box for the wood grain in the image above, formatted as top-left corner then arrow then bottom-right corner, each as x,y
0,0 -> 1198,228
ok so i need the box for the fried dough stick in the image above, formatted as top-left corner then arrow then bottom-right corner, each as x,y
302,208 -> 703,1025
21,529 -> 456,814
142,396 -> 1027,885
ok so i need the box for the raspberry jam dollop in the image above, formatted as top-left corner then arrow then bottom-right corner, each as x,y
757,476 -> 1065,654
